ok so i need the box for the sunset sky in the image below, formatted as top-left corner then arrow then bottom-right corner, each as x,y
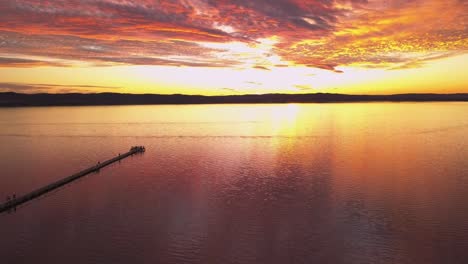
0,0 -> 466,95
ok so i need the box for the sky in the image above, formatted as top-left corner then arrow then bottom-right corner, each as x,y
0,0 -> 467,95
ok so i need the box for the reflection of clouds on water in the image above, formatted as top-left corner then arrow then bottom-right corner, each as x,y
201,133 -> 344,263
1,103 -> 468,264
339,197 -> 400,264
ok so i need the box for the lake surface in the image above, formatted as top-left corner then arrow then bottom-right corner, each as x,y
0,103 -> 467,264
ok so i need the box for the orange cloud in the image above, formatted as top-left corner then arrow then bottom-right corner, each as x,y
0,0 -> 465,71
277,0 -> 467,70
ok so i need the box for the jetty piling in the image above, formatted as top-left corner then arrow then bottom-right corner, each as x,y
0,146 -> 145,214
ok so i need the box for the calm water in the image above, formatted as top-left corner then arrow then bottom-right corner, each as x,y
0,103 -> 467,264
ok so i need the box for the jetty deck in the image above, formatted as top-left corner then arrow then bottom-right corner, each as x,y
0,146 -> 145,213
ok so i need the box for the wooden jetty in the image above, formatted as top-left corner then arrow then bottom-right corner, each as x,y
0,146 -> 145,214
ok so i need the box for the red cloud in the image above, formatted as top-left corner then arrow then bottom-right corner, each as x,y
0,0 -> 465,70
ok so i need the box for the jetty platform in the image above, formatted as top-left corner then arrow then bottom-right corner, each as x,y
0,146 -> 145,213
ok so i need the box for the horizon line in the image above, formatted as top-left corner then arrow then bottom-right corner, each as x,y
2,91 -> 468,97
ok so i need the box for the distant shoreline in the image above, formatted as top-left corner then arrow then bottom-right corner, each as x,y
1,92 -> 467,107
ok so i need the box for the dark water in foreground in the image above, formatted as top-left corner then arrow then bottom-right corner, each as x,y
0,103 -> 467,264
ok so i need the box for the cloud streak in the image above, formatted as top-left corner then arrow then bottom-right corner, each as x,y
0,82 -> 121,93
0,57 -> 70,67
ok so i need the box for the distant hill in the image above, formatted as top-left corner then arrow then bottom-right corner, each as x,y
0,92 -> 467,107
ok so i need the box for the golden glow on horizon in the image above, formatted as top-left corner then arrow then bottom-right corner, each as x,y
1,53 -> 466,95
269,104 -> 300,136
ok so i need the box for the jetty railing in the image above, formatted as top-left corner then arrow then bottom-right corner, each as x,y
0,146 -> 145,214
